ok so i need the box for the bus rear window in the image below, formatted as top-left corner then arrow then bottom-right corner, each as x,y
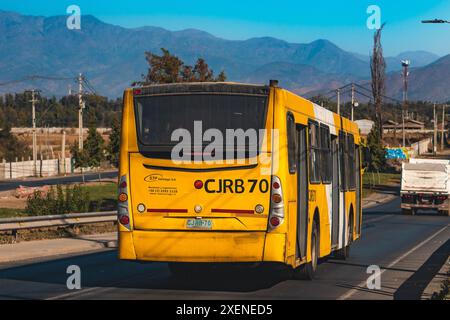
134,93 -> 268,157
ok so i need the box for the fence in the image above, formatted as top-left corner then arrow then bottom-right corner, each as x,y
0,157 -> 98,179
410,137 -> 432,156
385,137 -> 432,160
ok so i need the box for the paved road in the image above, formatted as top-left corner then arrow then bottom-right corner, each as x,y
0,197 -> 448,300
0,171 -> 118,191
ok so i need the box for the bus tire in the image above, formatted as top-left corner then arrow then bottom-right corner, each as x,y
335,214 -> 353,260
294,220 -> 319,280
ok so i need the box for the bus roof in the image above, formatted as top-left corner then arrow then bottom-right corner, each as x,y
131,82 -> 269,96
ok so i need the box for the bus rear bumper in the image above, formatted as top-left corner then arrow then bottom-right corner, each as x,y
119,230 -> 286,263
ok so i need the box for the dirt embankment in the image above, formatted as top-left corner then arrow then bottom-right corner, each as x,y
0,180 -> 116,210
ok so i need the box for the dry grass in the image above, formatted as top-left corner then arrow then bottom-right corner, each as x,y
0,222 -> 116,244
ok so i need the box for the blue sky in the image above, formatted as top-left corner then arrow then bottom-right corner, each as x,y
2,0 -> 450,56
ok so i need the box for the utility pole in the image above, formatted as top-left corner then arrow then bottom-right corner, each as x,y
78,73 -> 85,150
434,103 -> 437,155
441,104 -> 446,150
351,84 -> 355,121
30,90 -> 38,177
336,88 -> 340,115
401,60 -> 410,148
61,130 -> 66,175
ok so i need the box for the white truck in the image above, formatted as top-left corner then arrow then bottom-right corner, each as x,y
401,158 -> 450,215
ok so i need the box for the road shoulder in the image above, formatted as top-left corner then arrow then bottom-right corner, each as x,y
0,232 -> 117,265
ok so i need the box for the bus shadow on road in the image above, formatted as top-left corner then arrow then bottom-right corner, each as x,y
0,252 -> 295,295
153,263 -> 294,292
393,237 -> 450,300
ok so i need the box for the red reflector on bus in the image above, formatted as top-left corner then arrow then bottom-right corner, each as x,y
272,182 -> 280,189
194,180 -> 203,189
119,215 -> 129,225
118,193 -> 128,202
211,208 -> 254,214
147,209 -> 188,213
272,194 -> 282,203
270,216 -> 280,227
120,181 -> 127,188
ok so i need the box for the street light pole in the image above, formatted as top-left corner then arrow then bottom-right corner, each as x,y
351,84 -> 355,121
78,73 -> 85,150
401,60 -> 410,148
434,103 -> 438,155
336,88 -> 340,115
30,90 -> 38,177
421,19 -> 449,152
442,104 -> 447,150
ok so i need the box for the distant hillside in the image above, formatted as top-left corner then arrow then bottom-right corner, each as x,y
0,10 -> 448,101
243,62 -> 355,95
353,50 -> 440,72
385,54 -> 450,101
0,10 -> 366,98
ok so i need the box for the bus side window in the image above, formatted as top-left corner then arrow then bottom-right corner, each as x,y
320,125 -> 332,184
309,121 -> 321,183
287,112 -> 297,174
347,134 -> 356,190
339,131 -> 347,191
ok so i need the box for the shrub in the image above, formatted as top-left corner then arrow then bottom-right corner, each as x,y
25,185 -> 90,216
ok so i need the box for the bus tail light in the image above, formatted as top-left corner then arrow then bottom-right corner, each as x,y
268,175 -> 284,230
118,175 -> 131,230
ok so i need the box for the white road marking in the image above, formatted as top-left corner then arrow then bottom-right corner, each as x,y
46,265 -> 167,300
46,286 -> 103,300
338,224 -> 449,300
362,215 -> 393,225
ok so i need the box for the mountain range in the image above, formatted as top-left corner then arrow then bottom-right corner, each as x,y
0,10 -> 448,101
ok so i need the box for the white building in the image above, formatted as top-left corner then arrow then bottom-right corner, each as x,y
355,119 -> 375,136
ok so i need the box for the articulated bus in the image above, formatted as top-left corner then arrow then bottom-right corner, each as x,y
118,81 -> 362,279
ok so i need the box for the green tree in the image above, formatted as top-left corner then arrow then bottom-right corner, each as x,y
366,124 -> 386,171
193,58 -> 214,81
107,117 -> 120,167
216,70 -> 227,82
70,141 -> 88,170
136,48 -> 227,85
0,125 -> 31,161
84,126 -> 105,168
181,65 -> 196,82
70,125 -> 105,170
370,23 -> 386,138
142,48 -> 184,84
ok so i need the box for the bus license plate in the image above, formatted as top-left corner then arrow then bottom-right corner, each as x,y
186,219 -> 212,229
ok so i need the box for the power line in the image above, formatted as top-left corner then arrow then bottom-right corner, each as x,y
82,78 -> 97,95
0,75 -> 76,86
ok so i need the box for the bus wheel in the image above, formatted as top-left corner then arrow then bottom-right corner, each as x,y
335,215 -> 353,260
294,220 -> 319,280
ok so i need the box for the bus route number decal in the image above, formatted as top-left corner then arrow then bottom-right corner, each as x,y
204,179 -> 269,194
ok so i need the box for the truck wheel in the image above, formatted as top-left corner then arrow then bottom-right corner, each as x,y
293,220 -> 319,280
401,209 -> 413,215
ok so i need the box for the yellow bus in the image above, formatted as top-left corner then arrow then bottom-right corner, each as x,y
118,81 -> 362,279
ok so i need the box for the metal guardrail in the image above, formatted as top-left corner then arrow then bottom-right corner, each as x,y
0,211 -> 117,232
